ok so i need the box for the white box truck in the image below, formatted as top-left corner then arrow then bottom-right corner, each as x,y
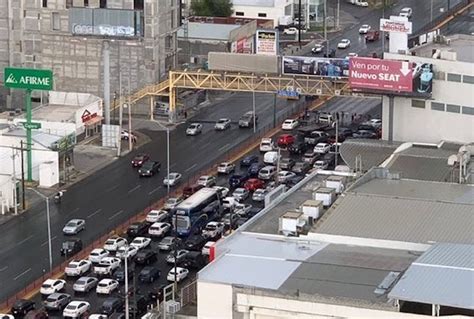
313,187 -> 336,207
325,176 -> 346,194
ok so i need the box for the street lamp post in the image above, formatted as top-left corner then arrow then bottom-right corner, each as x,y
124,250 -> 130,319
28,188 -> 52,272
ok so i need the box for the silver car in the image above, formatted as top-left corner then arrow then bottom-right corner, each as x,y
73,276 -> 98,293
44,293 -> 71,310
252,189 -> 268,202
62,219 -> 86,235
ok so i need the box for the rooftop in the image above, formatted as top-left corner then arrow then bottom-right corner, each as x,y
410,34 -> 474,64
340,139 -> 401,171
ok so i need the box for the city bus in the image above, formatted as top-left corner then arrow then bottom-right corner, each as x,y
173,188 -> 220,236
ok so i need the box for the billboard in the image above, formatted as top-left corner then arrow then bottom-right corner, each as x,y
349,57 -> 433,95
380,18 -> 412,34
282,56 -> 350,78
256,30 -> 278,55
231,37 -> 253,54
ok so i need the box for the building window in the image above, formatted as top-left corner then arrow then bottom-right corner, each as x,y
447,73 -> 462,82
411,99 -> 425,109
462,106 -> 474,115
66,0 -> 73,8
258,13 -> 267,17
42,0 -> 48,8
100,0 -> 107,8
51,12 -> 60,30
463,75 -> 474,84
434,71 -> 445,80
431,102 -> 445,112
84,0 -> 89,6
446,104 -> 460,113
134,0 -> 144,10
235,11 -> 244,16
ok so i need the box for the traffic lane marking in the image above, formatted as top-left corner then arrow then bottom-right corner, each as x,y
218,143 -> 230,151
87,208 -> 102,219
0,266 -> 8,272
16,235 -> 34,247
106,185 -> 119,193
148,186 -> 162,195
128,185 -> 141,194
185,164 -> 197,172
108,210 -> 124,220
41,235 -> 57,247
14,268 -> 31,281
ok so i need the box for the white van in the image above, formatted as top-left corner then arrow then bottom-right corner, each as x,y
264,151 -> 279,165
319,113 -> 334,124
222,197 -> 236,209
260,138 -> 274,152
258,166 -> 277,180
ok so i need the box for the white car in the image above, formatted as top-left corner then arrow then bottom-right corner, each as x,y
186,123 -> 202,136
217,162 -> 235,174
130,237 -> 151,249
165,249 -> 190,264
202,221 -> 225,238
215,118 -> 231,130
364,118 -> 382,129
358,24 -> 371,34
202,241 -> 215,255
314,143 -> 331,154
103,237 -> 127,252
0,315 -> 14,319
212,186 -> 229,198
252,188 -> 268,202
347,52 -> 358,58
277,170 -> 296,183
163,172 -> 182,186
356,1 -> 368,6
222,196 -> 236,209
164,197 -> 183,210
399,7 -> 412,18
314,160 -> 329,170
88,248 -> 110,263
93,257 -> 121,275
63,301 -> 90,318
283,27 -> 298,35
232,188 -> 249,202
197,175 -> 216,187
167,267 -> 189,282
337,39 -> 351,49
40,279 -> 66,295
235,203 -> 252,216
72,276 -> 98,293
116,245 -> 139,259
311,44 -> 324,54
62,219 -> 86,235
282,119 -> 299,130
96,279 -> 119,294
65,259 -> 92,277
146,209 -> 169,223
121,130 -> 136,140
148,222 -> 171,237
259,138 -> 274,152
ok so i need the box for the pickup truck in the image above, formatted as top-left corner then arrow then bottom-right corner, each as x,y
93,257 -> 121,275
304,131 -> 329,145
202,222 -> 225,239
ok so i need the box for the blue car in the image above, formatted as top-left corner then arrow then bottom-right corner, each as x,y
248,163 -> 265,177
240,155 -> 259,166
229,174 -> 249,188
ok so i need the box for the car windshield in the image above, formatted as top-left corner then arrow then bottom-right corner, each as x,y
66,305 -> 77,310
234,189 -> 244,194
206,224 -> 216,230
66,221 -> 77,227
142,161 -> 154,169
255,189 -> 265,194
105,240 -> 115,245
68,264 -> 78,268
218,119 -> 227,123
189,124 -> 198,129
168,174 -> 178,179
46,296 -> 57,302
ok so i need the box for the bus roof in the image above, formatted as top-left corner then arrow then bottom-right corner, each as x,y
176,188 -> 217,210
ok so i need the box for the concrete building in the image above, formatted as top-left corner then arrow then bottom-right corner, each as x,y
0,0 -> 180,109
197,143 -> 474,318
382,34 -> 474,144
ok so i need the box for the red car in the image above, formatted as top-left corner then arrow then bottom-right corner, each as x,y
132,153 -> 150,167
277,134 -> 295,148
244,178 -> 265,191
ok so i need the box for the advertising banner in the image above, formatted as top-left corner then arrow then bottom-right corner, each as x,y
380,18 -> 412,34
282,56 -> 350,78
4,67 -> 53,91
349,57 -> 433,95
256,30 -> 278,55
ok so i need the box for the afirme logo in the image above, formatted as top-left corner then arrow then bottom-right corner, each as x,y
5,73 -> 17,84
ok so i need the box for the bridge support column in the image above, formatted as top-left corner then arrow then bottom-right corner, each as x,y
169,86 -> 176,123
150,95 -> 155,120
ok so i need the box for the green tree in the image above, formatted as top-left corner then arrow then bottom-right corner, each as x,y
191,0 -> 233,17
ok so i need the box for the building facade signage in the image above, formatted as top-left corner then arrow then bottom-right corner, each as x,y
256,30 -> 278,55
4,67 -> 53,90
72,24 -> 135,37
380,18 -> 412,34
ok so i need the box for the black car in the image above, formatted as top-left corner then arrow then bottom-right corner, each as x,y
280,158 -> 295,170
123,295 -> 148,318
288,140 -> 308,154
114,266 -> 134,283
138,160 -> 161,177
149,284 -> 167,303
60,238 -> 82,256
184,234 -> 207,251
357,124 -> 376,132
352,130 -> 377,139
138,266 -> 161,283
126,222 -> 149,237
292,161 -> 311,175
11,299 -> 35,317
285,175 -> 305,187
229,174 -> 249,188
240,155 -> 259,166
339,127 -> 354,137
101,298 -> 124,316
322,152 -> 336,164
135,250 -> 157,265
181,251 -> 207,270
247,163 -> 265,177
246,207 -> 262,218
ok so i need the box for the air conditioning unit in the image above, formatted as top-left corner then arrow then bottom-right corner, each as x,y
166,301 -> 181,314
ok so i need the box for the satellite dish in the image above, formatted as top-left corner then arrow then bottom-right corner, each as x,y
447,154 -> 458,166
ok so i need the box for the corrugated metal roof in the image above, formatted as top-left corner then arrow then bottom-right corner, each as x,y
340,140 -> 400,171
386,155 -> 454,182
177,23 -> 240,40
399,145 -> 456,158
389,243 -> 474,310
316,194 -> 474,245
352,178 -> 474,204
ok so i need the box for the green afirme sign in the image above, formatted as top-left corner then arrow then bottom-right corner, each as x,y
4,67 -> 53,91
21,121 -> 42,129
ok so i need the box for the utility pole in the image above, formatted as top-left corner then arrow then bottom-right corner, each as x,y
117,72 -> 123,157
20,141 -> 26,210
298,0 -> 302,48
11,147 -> 18,215
252,90 -> 256,133
336,0 -> 340,28
323,0 -> 328,57
273,93 -> 277,128
103,41 -> 111,125
335,114 -> 339,168
382,0 -> 386,56
128,75 -> 132,152
125,253 -> 129,319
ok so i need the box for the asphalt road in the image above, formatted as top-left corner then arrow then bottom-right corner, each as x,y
0,92 -> 304,302
304,0 -> 464,58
